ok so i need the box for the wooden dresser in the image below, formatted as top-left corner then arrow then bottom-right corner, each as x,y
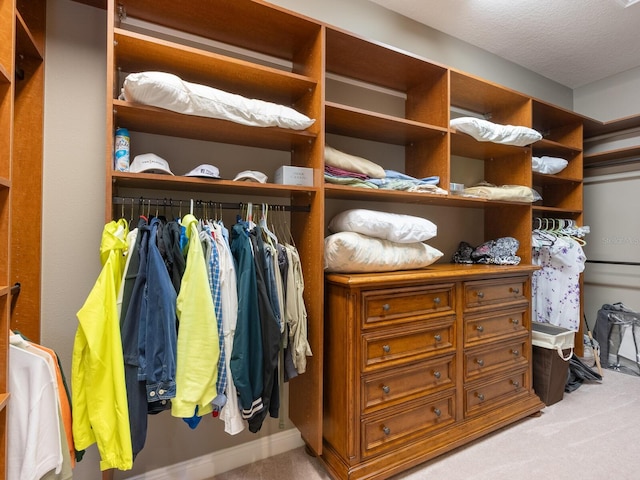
322,264 -> 544,480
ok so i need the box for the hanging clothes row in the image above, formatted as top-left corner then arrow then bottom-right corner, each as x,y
71,200 -> 312,472
112,196 -> 310,224
531,218 -> 589,331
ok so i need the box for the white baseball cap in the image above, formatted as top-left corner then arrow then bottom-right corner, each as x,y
233,170 -> 268,183
130,153 -> 174,175
184,164 -> 221,179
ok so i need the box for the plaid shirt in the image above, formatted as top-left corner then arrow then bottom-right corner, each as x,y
205,227 -> 227,399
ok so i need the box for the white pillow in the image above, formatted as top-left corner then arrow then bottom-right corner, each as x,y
122,71 -> 315,131
324,232 -> 443,273
450,117 -> 542,147
532,156 -> 568,174
328,209 -> 437,243
324,145 -> 386,179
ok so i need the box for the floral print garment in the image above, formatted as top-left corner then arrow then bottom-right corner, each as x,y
532,234 -> 586,331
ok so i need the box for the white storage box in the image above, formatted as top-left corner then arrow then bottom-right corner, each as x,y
274,166 -> 313,186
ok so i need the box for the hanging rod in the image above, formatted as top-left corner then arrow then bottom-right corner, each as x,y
586,260 -> 640,267
111,196 -> 310,212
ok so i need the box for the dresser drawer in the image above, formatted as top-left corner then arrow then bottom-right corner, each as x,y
362,394 -> 455,458
362,355 -> 455,414
464,338 -> 528,381
362,317 -> 455,371
464,370 -> 527,417
464,307 -> 528,346
464,277 -> 527,311
363,284 -> 454,327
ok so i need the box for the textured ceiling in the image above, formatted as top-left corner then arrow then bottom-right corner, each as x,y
368,0 -> 640,89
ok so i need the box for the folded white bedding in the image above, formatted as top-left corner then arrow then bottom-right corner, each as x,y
122,71 -> 315,130
450,116 -> 542,147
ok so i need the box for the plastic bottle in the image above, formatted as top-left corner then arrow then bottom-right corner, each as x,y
114,127 -> 130,172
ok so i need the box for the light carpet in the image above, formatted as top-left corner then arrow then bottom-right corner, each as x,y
211,369 -> 640,480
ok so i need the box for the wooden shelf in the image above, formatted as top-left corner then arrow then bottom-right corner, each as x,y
533,172 -> 582,186
450,131 -> 531,160
325,102 -> 446,145
111,171 -> 318,198
324,183 -> 536,209
532,138 -> 581,158
0,177 -> 10,189
583,113 -> 640,139
15,11 -> 44,61
114,28 -> 318,105
72,0 -> 105,8
450,69 -> 531,124
0,63 -> 9,83
0,393 -> 9,411
325,27 -> 448,128
532,205 -> 582,216
118,0 -> 322,63
532,99 -> 584,149
112,99 -> 317,151
325,27 -> 448,94
584,145 -> 640,166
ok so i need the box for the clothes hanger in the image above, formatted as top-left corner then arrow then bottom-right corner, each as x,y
534,217 -> 542,231
543,217 -> 550,232
278,205 -> 296,248
260,203 -> 278,247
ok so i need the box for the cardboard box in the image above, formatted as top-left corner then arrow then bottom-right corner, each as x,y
274,166 -> 313,186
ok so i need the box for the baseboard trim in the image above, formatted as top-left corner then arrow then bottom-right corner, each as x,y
125,428 -> 304,480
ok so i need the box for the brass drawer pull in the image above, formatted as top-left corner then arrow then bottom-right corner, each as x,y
511,380 -> 520,388
382,344 -> 391,353
433,407 -> 442,417
382,426 -> 391,436
433,370 -> 441,379
382,385 -> 390,394
433,297 -> 441,304
434,334 -> 442,342
477,291 -> 485,298
510,318 -> 520,325
511,349 -> 520,357
476,392 -> 485,401
510,287 -> 520,294
382,303 -> 390,311
476,325 -> 484,333
476,358 -> 484,367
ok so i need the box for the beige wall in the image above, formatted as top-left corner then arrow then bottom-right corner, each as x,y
582,170 -> 640,332
43,2 -> 106,478
574,66 -> 640,122
41,0 -> 584,478
574,59 -> 640,333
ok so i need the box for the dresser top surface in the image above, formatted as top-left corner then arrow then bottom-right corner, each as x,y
325,263 -> 538,287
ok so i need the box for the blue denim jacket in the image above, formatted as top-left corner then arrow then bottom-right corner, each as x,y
120,219 -> 150,457
138,218 -> 178,409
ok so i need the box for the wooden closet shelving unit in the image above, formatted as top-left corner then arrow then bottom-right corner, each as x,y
103,3 -> 326,479
583,113 -> 640,167
99,0 -> 587,479
0,0 -> 46,477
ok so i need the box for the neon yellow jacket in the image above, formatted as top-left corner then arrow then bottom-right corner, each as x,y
72,219 -> 133,471
172,214 -> 220,418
